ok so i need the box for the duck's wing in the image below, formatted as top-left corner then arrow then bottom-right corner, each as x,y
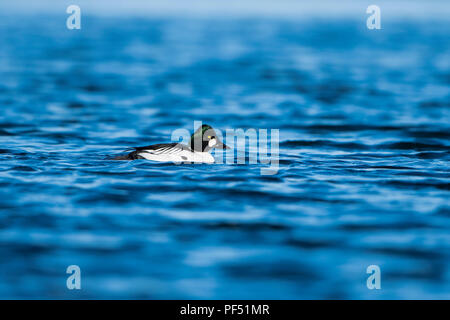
114,143 -> 191,160
135,143 -> 191,153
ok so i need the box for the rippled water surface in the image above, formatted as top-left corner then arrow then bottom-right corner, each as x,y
0,14 -> 449,299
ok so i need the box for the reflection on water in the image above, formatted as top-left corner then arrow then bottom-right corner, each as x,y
0,15 -> 449,299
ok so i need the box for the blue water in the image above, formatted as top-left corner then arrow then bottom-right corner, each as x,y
0,14 -> 449,299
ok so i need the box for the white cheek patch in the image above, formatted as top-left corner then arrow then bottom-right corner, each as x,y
208,138 -> 217,147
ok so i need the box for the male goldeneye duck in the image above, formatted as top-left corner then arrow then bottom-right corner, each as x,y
114,124 -> 229,163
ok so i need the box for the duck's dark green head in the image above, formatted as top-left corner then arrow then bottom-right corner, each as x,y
190,124 -> 230,152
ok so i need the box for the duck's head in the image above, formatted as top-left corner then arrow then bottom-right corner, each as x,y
190,124 -> 230,152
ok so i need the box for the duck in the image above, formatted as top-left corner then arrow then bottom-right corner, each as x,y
113,124 -> 229,163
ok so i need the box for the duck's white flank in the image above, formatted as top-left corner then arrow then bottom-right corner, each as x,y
138,148 -> 215,163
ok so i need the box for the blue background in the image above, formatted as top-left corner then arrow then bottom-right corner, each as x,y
0,1 -> 449,298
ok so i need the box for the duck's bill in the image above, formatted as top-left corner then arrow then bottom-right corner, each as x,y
216,142 -> 230,149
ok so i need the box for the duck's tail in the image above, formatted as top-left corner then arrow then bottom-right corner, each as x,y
110,154 -> 131,160
109,150 -> 144,160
